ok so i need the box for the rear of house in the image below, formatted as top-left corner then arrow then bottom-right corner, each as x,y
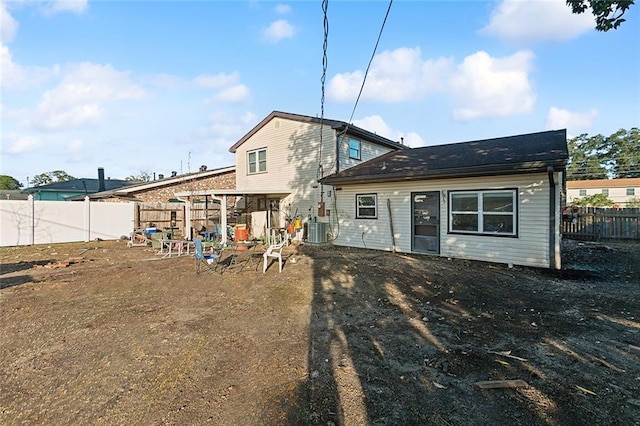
321,130 -> 568,269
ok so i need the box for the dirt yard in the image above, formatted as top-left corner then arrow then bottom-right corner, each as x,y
1,238 -> 639,425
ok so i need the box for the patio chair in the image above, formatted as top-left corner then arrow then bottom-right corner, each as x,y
263,240 -> 286,273
194,238 -> 221,274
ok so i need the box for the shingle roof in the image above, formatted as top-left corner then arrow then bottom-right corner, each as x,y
321,129 -> 568,185
24,179 -> 131,193
228,110 -> 405,153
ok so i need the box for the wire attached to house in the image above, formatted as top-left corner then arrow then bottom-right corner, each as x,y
317,0 -> 329,182
347,0 -> 393,124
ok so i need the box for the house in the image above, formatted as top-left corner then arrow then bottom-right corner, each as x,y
70,166 -> 236,203
320,129 -> 568,269
23,168 -> 130,201
69,166 -> 236,235
566,178 -> 640,206
175,111 -> 405,241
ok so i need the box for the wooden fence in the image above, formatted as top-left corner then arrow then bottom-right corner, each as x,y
134,201 -> 224,238
562,207 -> 640,241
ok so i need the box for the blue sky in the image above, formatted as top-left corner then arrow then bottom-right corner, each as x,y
1,0 -> 639,186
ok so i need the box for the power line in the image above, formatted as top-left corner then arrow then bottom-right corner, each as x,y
347,0 -> 393,125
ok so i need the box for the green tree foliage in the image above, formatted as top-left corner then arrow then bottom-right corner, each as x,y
31,170 -> 76,187
567,0 -> 635,31
125,170 -> 152,182
572,193 -> 616,207
0,175 -> 23,190
627,197 -> 640,208
567,128 -> 640,180
567,133 -> 608,180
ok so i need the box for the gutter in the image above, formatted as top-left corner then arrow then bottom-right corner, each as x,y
547,166 -> 558,269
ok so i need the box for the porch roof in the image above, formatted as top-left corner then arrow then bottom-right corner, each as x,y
174,188 -> 291,198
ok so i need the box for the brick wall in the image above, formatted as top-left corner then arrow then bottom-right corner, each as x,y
132,171 -> 236,203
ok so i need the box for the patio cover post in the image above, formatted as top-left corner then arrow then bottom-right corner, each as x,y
221,195 -> 228,244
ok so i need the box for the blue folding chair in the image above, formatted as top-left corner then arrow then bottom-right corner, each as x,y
194,238 -> 221,274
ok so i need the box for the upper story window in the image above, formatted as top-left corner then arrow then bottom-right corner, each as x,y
627,188 -> 635,196
356,193 -> 377,219
579,189 -> 587,196
602,188 -> 609,196
449,189 -> 517,236
349,138 -> 361,160
247,148 -> 267,174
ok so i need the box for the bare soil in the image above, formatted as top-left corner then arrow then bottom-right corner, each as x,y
1,239 -> 639,425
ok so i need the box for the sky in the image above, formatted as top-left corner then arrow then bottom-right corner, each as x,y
1,0 -> 639,186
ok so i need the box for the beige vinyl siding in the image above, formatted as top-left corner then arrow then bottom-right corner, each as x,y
235,116 -> 336,228
330,173 -> 559,268
338,135 -> 397,171
567,185 -> 640,206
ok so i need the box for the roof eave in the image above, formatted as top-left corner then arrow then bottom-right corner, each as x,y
321,161 -> 567,186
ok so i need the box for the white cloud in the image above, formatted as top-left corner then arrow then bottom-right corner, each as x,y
193,72 -> 239,89
328,47 -> 453,103
214,84 -> 250,103
41,0 -> 88,16
352,115 -> 426,148
1,3 -> 18,43
261,19 -> 295,44
450,50 -> 536,120
3,133 -> 43,154
480,0 -> 594,43
329,47 -> 536,121
0,44 -> 59,89
32,62 -> 145,131
275,4 -> 291,14
546,106 -> 598,131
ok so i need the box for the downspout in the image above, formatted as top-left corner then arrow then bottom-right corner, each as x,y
547,166 -> 557,269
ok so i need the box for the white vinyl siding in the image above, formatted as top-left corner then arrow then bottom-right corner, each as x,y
330,173 -> 560,268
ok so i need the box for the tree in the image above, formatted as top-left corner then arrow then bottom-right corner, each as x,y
572,193 -> 615,207
627,197 -> 640,208
567,133 -> 608,180
607,127 -> 640,178
31,170 -> 76,187
567,0 -> 635,31
0,175 -> 23,190
125,170 -> 152,182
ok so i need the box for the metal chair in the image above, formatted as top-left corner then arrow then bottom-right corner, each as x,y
194,238 -> 221,274
263,240 -> 286,273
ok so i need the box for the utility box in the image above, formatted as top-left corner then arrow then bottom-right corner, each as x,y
307,222 -> 328,244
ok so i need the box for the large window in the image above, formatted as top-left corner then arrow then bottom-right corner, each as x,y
449,190 -> 517,236
356,193 -> 377,219
247,148 -> 267,174
349,138 -> 361,160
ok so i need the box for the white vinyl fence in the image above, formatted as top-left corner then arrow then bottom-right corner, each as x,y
0,196 -> 135,247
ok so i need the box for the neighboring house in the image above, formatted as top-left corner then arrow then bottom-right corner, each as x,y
68,166 -> 237,235
566,178 -> 640,206
175,110 -> 405,241
69,166 -> 236,203
23,168 -> 130,201
320,129 -> 568,269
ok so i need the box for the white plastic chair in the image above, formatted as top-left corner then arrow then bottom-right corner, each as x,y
263,240 -> 286,273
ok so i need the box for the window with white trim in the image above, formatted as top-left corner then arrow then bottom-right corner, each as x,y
356,193 -> 377,219
602,188 -> 609,196
247,148 -> 267,174
449,190 -> 517,236
627,188 -> 635,196
579,189 -> 587,196
349,138 -> 361,160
